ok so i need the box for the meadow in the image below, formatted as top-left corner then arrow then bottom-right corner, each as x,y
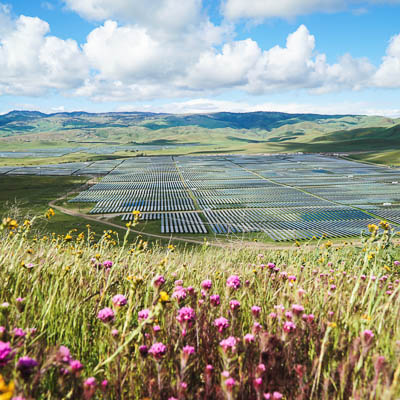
0,213 -> 400,399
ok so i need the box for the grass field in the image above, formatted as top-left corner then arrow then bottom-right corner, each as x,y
0,175 -> 127,239
0,214 -> 399,399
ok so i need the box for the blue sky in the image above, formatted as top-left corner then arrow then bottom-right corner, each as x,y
1,0 -> 400,116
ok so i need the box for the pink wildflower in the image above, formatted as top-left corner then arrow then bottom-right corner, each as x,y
0,341 -> 14,366
225,377 -> 236,391
138,309 -> 150,321
172,287 -> 187,301
112,294 -> 127,308
201,279 -> 212,290
182,345 -> 195,356
153,275 -> 165,288
149,342 -> 167,360
226,275 -> 241,289
220,336 -> 237,353
210,294 -> 220,306
103,260 -> 113,268
97,307 -> 115,323
244,333 -> 255,343
283,321 -> 296,333
229,300 -> 241,311
251,306 -> 261,318
292,304 -> 305,315
362,329 -> 374,343
214,317 -> 229,333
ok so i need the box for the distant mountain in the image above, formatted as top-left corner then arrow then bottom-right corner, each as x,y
0,110 -> 399,154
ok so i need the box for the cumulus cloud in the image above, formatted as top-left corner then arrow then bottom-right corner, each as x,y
0,10 -> 88,96
63,0 -> 204,38
373,33 -> 400,87
223,0 -> 400,20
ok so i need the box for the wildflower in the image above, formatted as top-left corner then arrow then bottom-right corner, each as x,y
101,380 -> 108,392
205,364 -> 214,374
362,329 -> 374,344
84,377 -> 97,400
0,374 -> 14,399
153,275 -> 165,288
253,377 -> 263,390
267,262 -> 275,269
283,321 -> 296,333
172,287 -> 187,302
285,311 -> 293,320
97,308 -> 115,323
70,360 -> 83,374
149,342 -> 167,361
288,275 -> 296,282
210,294 -> 220,307
159,291 -> 169,303
17,357 -> 38,379
220,336 -> 237,353
111,329 -> 119,337
229,300 -> 241,311
253,322 -> 262,333
153,325 -> 161,333
57,346 -> 71,363
257,363 -> 266,374
112,294 -> 127,308
201,279 -> 212,290
138,309 -> 150,321
182,345 -> 195,356
0,342 -> 14,366
269,312 -> 277,319
13,328 -> 26,338
251,306 -> 261,318
175,279 -> 184,286
225,377 -> 236,391
226,275 -> 241,289
244,333 -> 255,343
139,345 -> 148,357
103,260 -> 113,268
214,317 -> 230,333
292,304 -> 305,315
298,288 -> 306,297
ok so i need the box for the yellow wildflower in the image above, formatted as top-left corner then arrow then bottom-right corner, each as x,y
0,375 -> 14,400
159,291 -> 169,303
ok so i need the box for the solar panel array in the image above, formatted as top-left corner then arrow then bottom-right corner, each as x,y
3,153 -> 400,241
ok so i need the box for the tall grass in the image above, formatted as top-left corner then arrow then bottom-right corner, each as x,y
0,215 -> 399,399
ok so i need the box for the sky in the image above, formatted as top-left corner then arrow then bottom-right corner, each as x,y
1,0 -> 400,116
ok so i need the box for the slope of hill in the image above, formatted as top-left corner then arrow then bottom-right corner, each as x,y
0,110 -> 399,156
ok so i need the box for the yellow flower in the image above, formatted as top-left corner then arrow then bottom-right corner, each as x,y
159,291 -> 169,303
0,375 -> 14,400
328,322 -> 337,328
368,224 -> 378,233
126,221 -> 132,228
379,220 -> 390,231
23,219 -> 31,227
45,208 -> 55,219
384,265 -> 391,272
64,234 -> 73,242
2,218 -> 18,230
168,244 -> 175,252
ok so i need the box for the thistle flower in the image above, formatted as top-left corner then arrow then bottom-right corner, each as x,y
225,377 -> 236,391
13,328 -> 26,338
97,307 -> 115,323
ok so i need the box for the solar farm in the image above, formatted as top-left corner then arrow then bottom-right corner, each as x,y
2,154 -> 400,241
32,153 -> 397,241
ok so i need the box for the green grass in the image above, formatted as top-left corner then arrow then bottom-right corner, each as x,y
346,150 -> 400,167
0,216 -> 399,398
0,175 -> 126,238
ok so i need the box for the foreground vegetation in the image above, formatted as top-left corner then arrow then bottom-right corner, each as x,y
0,213 -> 400,399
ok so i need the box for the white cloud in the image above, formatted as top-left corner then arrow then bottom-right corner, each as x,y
223,0 -> 400,20
373,33 -> 400,87
64,0 -> 203,37
0,11 -> 88,96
